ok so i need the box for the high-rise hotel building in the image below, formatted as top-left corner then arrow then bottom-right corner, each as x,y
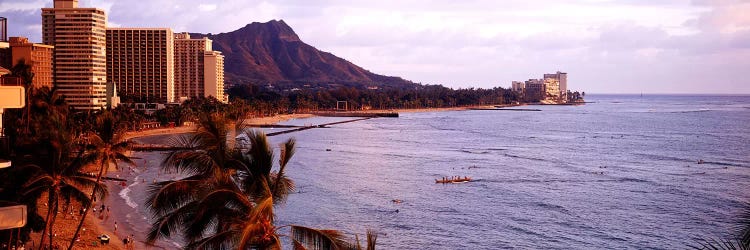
543,71 -> 567,101
203,51 -> 225,102
42,0 -> 107,110
106,28 -> 174,103
174,33 -> 225,103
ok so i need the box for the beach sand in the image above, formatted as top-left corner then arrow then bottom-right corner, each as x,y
27,196 -> 127,250
123,113 -> 315,140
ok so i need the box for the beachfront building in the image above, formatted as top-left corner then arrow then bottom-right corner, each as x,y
106,28 -> 175,103
524,79 -> 545,102
174,32 -> 209,101
8,37 -> 54,89
203,50 -> 226,102
512,81 -> 525,93
42,0 -> 108,110
544,77 -> 561,101
544,71 -> 567,102
174,32 -> 226,103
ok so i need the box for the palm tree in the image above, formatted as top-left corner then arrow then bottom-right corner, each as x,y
145,112 -> 242,247
19,117 -> 106,250
145,114 -> 286,248
10,59 -> 35,134
66,111 -> 135,250
146,113 -> 376,249
9,86 -> 111,250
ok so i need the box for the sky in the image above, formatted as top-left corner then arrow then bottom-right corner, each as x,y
1,0 -> 749,94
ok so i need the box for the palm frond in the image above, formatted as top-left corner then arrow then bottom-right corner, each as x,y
735,202 -> 750,247
270,173 -> 295,204
146,178 -> 204,215
291,225 -> 354,250
185,230 -> 236,250
279,138 -> 296,170
693,237 -> 749,250
366,229 -> 378,250
294,240 -> 309,250
146,201 -> 199,243
244,129 -> 274,176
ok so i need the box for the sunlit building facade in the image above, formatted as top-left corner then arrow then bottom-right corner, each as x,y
203,50 -> 226,102
9,36 -> 54,89
106,28 -> 174,103
42,0 -> 108,110
174,32 -> 209,101
544,71 -> 567,101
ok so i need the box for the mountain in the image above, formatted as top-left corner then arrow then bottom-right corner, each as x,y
192,20 -> 414,88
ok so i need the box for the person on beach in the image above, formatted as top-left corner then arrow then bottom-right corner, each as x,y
114,221 -> 118,233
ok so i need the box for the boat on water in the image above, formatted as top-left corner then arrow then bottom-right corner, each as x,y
436,176 -> 472,184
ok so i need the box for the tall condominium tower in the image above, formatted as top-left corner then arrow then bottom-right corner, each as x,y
174,32 -> 225,103
106,28 -> 174,103
203,50 -> 225,102
174,33 -> 209,100
42,0 -> 108,110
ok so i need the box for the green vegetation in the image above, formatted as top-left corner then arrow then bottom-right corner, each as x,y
228,84 -> 521,114
0,85 -> 113,249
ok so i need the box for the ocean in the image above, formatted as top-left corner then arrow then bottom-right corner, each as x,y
119,94 -> 750,249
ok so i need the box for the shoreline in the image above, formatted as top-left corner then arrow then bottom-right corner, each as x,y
56,106 -> 503,249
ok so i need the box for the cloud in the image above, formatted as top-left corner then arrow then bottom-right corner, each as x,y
0,0 -> 748,93
198,4 -> 217,12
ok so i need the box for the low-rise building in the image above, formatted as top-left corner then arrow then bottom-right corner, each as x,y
524,79 -> 545,102
9,37 -> 54,89
511,81 -> 525,93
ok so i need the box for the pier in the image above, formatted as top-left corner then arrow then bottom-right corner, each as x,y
310,111 -> 399,118
471,108 -> 542,111
132,118 -> 374,151
243,124 -> 305,128
266,118 -> 371,136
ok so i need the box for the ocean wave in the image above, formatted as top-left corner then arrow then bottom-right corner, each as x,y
667,109 -> 713,113
503,153 -> 551,163
119,176 -> 140,209
459,149 -> 490,154
479,177 -> 650,184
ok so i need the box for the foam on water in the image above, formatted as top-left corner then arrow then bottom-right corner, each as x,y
119,176 -> 140,209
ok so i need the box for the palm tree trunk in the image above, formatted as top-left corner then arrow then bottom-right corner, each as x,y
48,196 -> 59,250
67,161 -> 106,250
37,190 -> 54,250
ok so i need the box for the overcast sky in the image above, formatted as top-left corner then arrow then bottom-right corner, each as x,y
1,0 -> 749,94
